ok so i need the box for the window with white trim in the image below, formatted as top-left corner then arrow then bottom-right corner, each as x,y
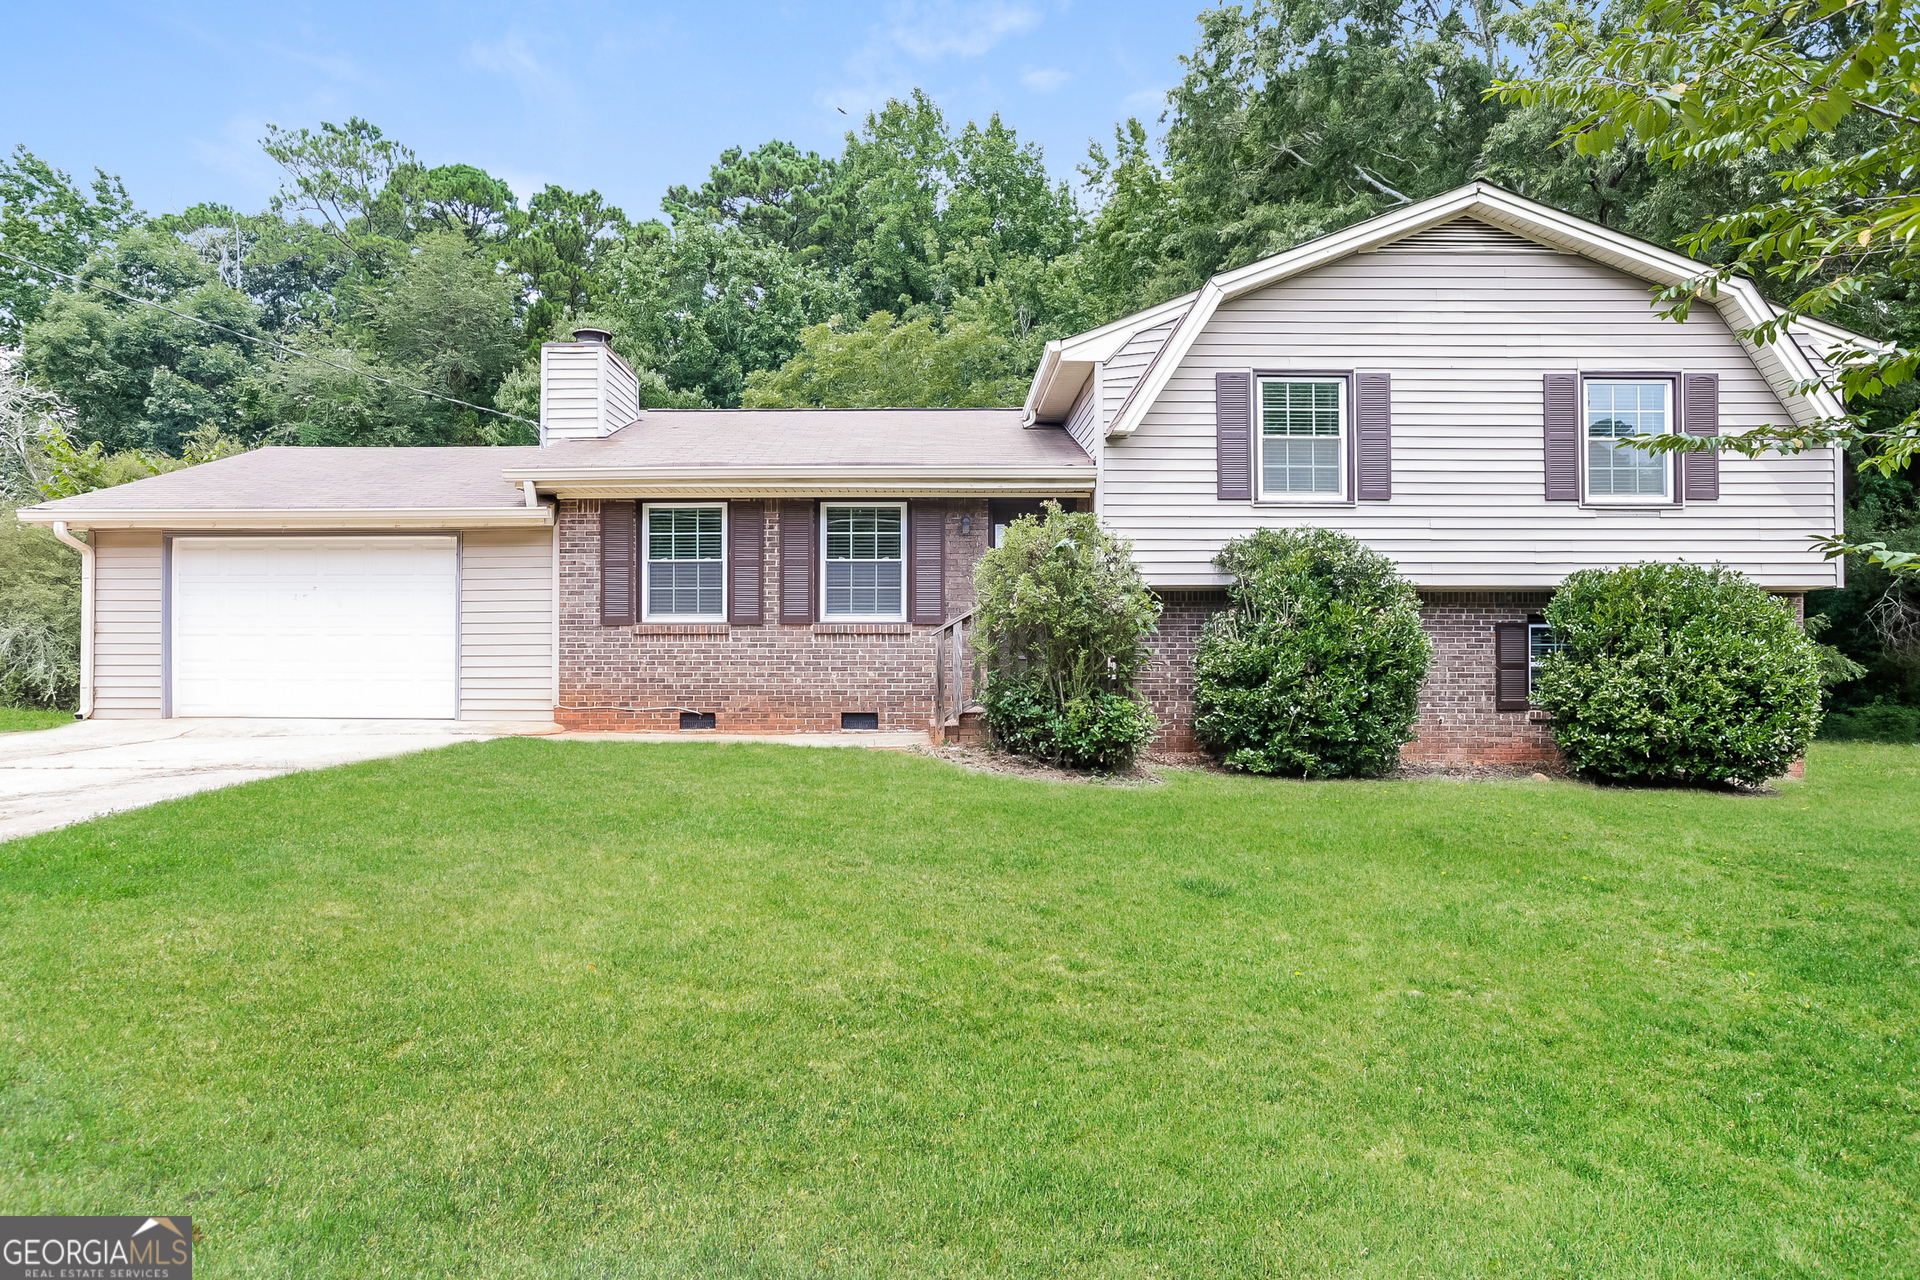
1258,378 -> 1346,499
1584,379 -> 1673,503
1528,622 -> 1560,697
643,504 -> 725,620
822,504 -> 905,620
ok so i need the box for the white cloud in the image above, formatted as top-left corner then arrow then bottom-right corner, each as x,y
884,0 -> 1042,60
1020,67 -> 1071,92
466,28 -> 581,116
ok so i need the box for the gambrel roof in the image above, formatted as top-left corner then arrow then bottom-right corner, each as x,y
1024,182 -> 1866,438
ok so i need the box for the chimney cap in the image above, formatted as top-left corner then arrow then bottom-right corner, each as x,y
572,327 -> 613,345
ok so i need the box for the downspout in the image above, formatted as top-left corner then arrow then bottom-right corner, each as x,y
50,521 -> 94,719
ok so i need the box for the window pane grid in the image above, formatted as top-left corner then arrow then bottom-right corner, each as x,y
823,506 -> 904,617
1587,382 -> 1668,497
1260,380 -> 1343,495
646,507 -> 723,617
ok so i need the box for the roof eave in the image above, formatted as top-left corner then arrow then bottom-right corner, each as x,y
506,465 -> 1096,500
13,505 -> 554,531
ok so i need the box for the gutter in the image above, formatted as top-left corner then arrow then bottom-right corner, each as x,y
13,505 -> 554,532
496,464 -> 1096,499
49,521 -> 93,720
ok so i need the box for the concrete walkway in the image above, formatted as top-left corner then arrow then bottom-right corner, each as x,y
0,718 -> 554,843
0,719 -> 930,842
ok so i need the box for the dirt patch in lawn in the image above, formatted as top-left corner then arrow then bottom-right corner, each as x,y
914,743 -> 1165,785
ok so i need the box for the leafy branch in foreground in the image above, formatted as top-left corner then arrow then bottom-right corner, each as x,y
1497,0 -> 1920,571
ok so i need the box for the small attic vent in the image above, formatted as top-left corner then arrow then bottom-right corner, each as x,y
1376,219 -> 1558,254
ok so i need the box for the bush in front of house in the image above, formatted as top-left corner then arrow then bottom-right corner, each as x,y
1532,563 -> 1822,787
972,503 -> 1160,770
1193,527 -> 1432,777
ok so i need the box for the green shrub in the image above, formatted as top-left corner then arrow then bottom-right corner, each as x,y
978,684 -> 1158,772
0,512 -> 80,710
1194,527 -> 1432,777
1818,699 -> 1920,743
972,503 -> 1160,770
1534,564 -> 1822,787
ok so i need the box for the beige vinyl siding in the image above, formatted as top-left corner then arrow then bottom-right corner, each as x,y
1063,377 -> 1101,458
540,343 -> 639,441
1102,320 -> 1178,432
460,527 -> 556,720
92,530 -> 164,718
1101,224 -> 1842,589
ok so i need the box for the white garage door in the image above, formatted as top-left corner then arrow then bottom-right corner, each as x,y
171,536 -> 458,718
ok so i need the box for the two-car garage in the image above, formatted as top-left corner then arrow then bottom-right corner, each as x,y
169,537 -> 460,718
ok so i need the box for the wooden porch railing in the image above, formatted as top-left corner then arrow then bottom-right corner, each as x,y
930,609 -> 980,739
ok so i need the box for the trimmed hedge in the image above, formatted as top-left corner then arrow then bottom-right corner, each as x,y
1194,528 -> 1432,777
1533,563 -> 1822,787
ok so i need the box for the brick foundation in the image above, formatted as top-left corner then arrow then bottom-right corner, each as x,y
557,498 -> 987,733
1140,589 -> 1563,767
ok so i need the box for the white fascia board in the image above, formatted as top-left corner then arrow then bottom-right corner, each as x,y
1022,291 -> 1199,423
505,465 -> 1096,500
1106,181 -> 1848,438
12,505 -> 553,531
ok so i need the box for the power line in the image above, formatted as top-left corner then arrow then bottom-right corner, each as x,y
0,247 -> 538,428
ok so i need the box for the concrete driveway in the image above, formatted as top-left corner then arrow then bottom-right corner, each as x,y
0,718 -> 559,843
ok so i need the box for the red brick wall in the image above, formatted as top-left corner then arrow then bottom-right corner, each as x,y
557,498 -> 988,732
1140,589 -> 1562,765
1405,592 -> 1559,765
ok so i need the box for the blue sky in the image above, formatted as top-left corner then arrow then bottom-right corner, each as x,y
4,1 -> 1202,223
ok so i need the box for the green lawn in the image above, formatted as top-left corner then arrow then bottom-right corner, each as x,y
0,706 -> 72,732
1,742 -> 1915,1278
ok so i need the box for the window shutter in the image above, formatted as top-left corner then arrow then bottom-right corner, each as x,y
728,500 -> 764,625
1216,371 -> 1253,500
1543,373 -> 1580,501
1494,621 -> 1531,712
599,500 -> 637,626
1356,372 -> 1392,501
1682,372 -> 1721,501
909,501 -> 945,625
778,500 -> 815,624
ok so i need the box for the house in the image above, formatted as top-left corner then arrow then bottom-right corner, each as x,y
17,183 -> 1851,764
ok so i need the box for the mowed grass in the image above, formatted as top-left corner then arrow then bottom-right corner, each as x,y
0,706 -> 72,733
1,742 -> 1916,1278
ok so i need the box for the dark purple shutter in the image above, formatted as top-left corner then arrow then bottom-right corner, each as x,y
778,500 -> 815,624
1543,373 -> 1580,502
1682,372 -> 1721,501
1356,372 -> 1392,501
1494,621 -> 1531,712
729,500 -> 764,625
909,501 -> 945,625
599,500 -> 637,626
1216,371 -> 1253,501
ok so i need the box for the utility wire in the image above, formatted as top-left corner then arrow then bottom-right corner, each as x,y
0,246 -> 539,428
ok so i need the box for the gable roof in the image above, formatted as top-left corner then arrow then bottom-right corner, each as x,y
503,408 -> 1092,498
17,445 -> 552,530
1025,181 -> 1865,439
15,410 -> 1095,529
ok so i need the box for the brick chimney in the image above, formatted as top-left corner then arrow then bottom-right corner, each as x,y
539,328 -> 641,443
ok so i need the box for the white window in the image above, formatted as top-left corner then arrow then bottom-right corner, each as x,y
1584,379 -> 1673,503
1258,378 -> 1346,500
643,504 -> 725,620
1528,622 -> 1560,697
822,504 -> 906,620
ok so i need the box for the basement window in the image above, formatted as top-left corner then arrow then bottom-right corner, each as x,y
841,712 -> 880,731
679,712 -> 716,730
